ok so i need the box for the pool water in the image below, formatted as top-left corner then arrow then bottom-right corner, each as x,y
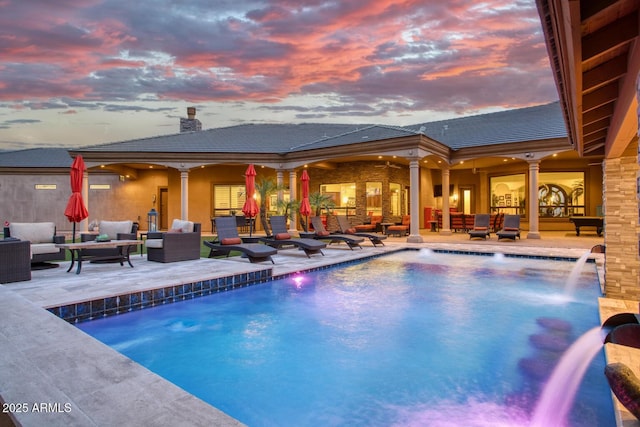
78,250 -> 614,426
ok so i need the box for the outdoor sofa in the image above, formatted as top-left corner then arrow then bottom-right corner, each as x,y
4,222 -> 65,266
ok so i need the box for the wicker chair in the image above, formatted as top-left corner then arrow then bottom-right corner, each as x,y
0,239 -> 31,283
146,220 -> 202,263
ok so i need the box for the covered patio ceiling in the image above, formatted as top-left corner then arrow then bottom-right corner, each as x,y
537,0 -> 640,158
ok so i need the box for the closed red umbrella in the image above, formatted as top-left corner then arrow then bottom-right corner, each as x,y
300,169 -> 311,231
64,155 -> 89,242
242,164 -> 259,236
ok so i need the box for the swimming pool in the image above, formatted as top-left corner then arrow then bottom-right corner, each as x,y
78,250 -> 614,426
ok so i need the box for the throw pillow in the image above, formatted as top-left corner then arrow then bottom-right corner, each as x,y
275,233 -> 291,240
221,237 -> 242,245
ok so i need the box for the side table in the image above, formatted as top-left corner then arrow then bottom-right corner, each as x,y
0,240 -> 31,283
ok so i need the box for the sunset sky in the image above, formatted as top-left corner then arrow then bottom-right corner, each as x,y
0,0 -> 557,150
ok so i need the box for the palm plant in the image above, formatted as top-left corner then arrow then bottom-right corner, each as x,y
255,177 -> 280,234
276,198 -> 301,222
309,192 -> 336,216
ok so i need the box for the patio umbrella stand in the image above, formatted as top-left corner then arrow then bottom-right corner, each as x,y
242,164 -> 259,237
64,155 -> 89,242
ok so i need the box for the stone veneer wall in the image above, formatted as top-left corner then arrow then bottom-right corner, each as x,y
603,139 -> 639,300
309,161 -> 411,227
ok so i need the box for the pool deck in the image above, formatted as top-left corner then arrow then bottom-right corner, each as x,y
1,230 -> 638,426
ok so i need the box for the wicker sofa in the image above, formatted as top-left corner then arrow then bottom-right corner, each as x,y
80,220 -> 138,259
145,219 -> 202,263
3,222 -> 65,266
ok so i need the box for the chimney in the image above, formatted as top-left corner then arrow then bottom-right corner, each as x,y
180,107 -> 202,133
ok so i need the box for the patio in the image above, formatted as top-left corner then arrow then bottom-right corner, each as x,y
2,231 -> 638,426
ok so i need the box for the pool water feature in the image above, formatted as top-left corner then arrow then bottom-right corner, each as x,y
78,250 -> 614,426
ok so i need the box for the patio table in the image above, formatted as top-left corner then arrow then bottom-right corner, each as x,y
56,239 -> 142,274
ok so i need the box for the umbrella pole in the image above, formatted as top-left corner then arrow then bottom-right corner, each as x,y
72,222 -> 76,243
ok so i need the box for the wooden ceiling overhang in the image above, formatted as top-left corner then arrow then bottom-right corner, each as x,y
537,0 -> 640,158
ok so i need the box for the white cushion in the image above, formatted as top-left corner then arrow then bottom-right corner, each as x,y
99,220 -> 133,240
31,243 -> 59,256
9,222 -> 55,244
170,219 -> 194,233
145,239 -> 164,249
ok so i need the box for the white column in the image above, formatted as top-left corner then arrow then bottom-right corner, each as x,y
440,168 -> 452,234
276,170 -> 284,203
527,161 -> 541,239
407,159 -> 423,243
288,170 -> 297,232
82,171 -> 89,232
180,170 -> 189,220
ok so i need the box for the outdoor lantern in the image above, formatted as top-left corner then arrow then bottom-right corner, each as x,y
147,208 -> 158,231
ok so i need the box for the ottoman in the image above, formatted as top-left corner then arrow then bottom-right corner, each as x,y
0,240 -> 31,283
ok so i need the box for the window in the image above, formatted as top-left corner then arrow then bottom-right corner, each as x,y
213,185 -> 246,216
490,174 -> 525,215
320,183 -> 356,215
390,183 -> 401,216
365,182 -> 382,215
538,172 -> 584,217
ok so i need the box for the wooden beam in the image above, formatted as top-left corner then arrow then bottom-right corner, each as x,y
582,12 -> 638,61
582,55 -> 627,92
582,81 -> 618,112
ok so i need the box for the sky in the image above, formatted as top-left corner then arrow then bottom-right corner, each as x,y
0,0 -> 558,150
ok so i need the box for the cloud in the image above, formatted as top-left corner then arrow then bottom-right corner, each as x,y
0,0 -> 558,147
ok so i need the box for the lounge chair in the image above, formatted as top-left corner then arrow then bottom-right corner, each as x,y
310,216 -> 364,250
336,215 -> 386,246
259,216 -> 326,258
496,214 -> 521,240
205,216 -> 277,263
353,214 -> 383,233
386,215 -> 410,237
468,214 -> 491,240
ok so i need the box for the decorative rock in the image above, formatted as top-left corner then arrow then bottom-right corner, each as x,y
605,363 -> 640,420
536,317 -> 572,332
529,333 -> 570,352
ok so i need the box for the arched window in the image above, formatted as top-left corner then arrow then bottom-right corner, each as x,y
538,184 -> 567,217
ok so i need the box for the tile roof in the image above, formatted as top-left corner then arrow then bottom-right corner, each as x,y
80,123 -> 370,154
0,102 -> 567,167
0,148 -> 72,168
409,102 -> 566,149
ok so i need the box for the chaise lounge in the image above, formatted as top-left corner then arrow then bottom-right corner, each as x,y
336,215 -> 386,246
496,214 -> 521,240
468,214 -> 491,240
259,215 -> 326,258
310,216 -> 364,250
205,216 -> 277,263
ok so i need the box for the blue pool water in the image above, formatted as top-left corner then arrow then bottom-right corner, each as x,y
78,250 -> 614,426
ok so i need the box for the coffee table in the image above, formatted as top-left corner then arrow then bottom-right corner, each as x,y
56,240 -> 142,274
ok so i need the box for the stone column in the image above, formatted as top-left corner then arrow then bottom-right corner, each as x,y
603,141 -> 640,300
289,170 -> 297,232
440,168 -> 451,234
526,160 -> 541,239
276,170 -> 284,203
180,170 -> 189,220
408,159 -> 423,243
